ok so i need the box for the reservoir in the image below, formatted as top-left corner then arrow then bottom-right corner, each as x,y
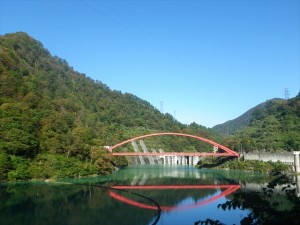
0,165 -> 298,225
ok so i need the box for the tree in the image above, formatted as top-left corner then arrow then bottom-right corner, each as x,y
1,128 -> 38,157
196,171 -> 300,225
0,153 -> 11,180
90,146 -> 115,175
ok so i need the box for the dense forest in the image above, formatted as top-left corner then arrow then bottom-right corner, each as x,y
222,96 -> 300,153
0,32 -> 217,180
0,32 -> 299,181
212,100 -> 271,135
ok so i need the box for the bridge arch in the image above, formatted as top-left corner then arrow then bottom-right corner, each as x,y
108,132 -> 238,157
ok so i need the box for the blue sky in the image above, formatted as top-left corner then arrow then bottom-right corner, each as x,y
1,0 -> 299,127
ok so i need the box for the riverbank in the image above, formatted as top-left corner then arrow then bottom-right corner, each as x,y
196,158 -> 290,173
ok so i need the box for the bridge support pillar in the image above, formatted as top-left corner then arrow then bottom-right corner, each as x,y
173,155 -> 178,165
293,152 -> 300,198
183,156 -> 187,165
294,151 -> 300,173
183,156 -> 186,165
162,155 -> 202,166
190,156 -> 193,166
188,156 -> 192,165
164,156 -> 168,165
296,175 -> 300,197
190,156 -> 198,166
151,149 -> 159,164
192,156 -> 196,166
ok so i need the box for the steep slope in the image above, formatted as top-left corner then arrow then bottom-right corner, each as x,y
224,95 -> 300,152
0,32 -> 218,180
212,102 -> 264,135
212,99 -> 282,135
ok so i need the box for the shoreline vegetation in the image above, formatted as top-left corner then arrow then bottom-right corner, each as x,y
196,157 -> 291,173
0,151 -> 128,182
1,158 -> 292,183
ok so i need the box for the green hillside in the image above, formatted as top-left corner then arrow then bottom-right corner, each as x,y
0,32 -> 217,180
223,95 -> 300,152
1,32 -> 298,181
212,101 -> 270,135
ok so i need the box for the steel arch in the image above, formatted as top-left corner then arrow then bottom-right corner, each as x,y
108,132 -> 238,157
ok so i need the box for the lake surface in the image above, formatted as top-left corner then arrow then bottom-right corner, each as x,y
0,165 -> 297,225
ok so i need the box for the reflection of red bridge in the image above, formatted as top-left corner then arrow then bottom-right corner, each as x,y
107,132 -> 239,165
109,184 -> 240,211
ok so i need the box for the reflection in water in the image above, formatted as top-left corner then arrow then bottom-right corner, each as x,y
0,165 -> 297,225
203,171 -> 300,225
107,166 -> 246,225
109,184 -> 240,211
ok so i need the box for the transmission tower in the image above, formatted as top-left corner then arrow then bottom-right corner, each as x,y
160,101 -> 164,113
284,87 -> 290,100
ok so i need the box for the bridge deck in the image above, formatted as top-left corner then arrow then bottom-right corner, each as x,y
110,152 -> 237,156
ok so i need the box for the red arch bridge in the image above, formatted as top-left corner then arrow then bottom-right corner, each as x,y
107,132 -> 239,166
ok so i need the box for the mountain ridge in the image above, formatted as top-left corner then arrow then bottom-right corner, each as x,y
212,98 -> 284,135
223,94 -> 300,152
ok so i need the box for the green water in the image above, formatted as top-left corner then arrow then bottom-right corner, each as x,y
0,165 -> 297,225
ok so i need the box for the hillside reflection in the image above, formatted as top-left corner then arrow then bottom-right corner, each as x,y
1,166 -> 286,225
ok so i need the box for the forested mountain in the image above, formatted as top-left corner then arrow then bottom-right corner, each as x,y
212,99 -> 281,135
0,32 -> 217,180
1,32 -> 299,181
223,95 -> 300,153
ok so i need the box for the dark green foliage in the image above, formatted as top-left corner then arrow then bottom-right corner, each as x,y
0,153 -> 11,180
197,157 -> 290,173
212,101 -> 268,135
218,172 -> 300,225
8,156 -> 30,180
28,153 -> 99,179
196,171 -> 300,225
213,96 -> 300,153
223,96 -> 300,152
0,32 -> 217,180
216,159 -> 290,173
